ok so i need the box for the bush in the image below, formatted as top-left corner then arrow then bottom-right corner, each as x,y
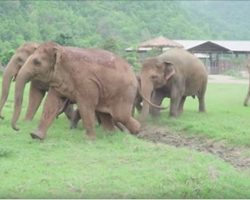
0,49 -> 15,66
221,68 -> 242,78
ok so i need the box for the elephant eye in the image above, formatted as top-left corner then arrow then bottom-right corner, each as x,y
151,75 -> 158,81
17,57 -> 23,63
33,59 -> 41,67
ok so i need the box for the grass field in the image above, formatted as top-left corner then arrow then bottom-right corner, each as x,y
1,75 -> 250,198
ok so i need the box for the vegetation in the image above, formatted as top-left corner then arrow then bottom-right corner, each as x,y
1,1 -> 250,198
1,73 -> 250,198
157,83 -> 250,147
1,1 -> 250,67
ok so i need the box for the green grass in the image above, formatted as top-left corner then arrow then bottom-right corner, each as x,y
156,83 -> 250,147
1,77 -> 250,198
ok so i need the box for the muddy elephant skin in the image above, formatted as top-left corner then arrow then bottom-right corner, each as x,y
139,48 -> 208,121
12,42 -> 141,140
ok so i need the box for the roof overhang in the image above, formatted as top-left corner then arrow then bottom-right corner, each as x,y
187,41 -> 231,53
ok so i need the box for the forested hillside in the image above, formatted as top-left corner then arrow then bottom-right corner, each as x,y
0,0 -> 250,65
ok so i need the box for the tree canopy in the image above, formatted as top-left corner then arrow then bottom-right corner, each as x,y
0,0 -> 249,66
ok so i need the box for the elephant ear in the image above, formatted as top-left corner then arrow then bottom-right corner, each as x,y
53,46 -> 63,72
164,61 -> 175,80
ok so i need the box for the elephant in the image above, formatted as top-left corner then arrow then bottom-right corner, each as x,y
139,48 -> 208,121
243,56 -> 250,106
0,42 -> 74,123
132,73 -> 143,116
57,99 -> 126,131
0,42 -> 38,120
11,41 -> 141,140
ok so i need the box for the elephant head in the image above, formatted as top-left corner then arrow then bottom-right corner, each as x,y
11,41 -> 63,130
0,42 -> 38,119
139,57 -> 175,121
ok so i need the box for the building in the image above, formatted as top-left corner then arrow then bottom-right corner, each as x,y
126,37 -> 250,74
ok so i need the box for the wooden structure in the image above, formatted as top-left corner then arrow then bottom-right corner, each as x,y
138,36 -> 183,50
125,36 -> 183,53
175,40 -> 250,74
126,38 -> 250,74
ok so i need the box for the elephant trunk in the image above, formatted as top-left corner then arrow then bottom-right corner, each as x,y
139,79 -> 154,122
0,66 -> 18,119
11,70 -> 32,131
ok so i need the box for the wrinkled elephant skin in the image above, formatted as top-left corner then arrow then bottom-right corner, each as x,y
139,48 -> 208,121
0,42 -> 38,120
12,42 -> 141,140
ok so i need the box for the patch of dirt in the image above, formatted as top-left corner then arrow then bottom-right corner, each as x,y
138,125 -> 250,171
208,75 -> 248,85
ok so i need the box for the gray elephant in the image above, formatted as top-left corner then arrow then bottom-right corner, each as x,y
243,56 -> 250,106
139,48 -> 208,121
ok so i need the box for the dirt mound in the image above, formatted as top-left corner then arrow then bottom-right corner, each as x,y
138,125 -> 250,171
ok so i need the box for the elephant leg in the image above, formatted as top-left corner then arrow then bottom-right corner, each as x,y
63,104 -> 74,120
149,90 -> 165,117
76,87 -> 98,139
169,88 -> 182,118
113,105 -> 140,135
133,95 -> 142,116
70,108 -> 81,129
98,112 -> 116,132
24,83 -> 45,121
30,88 -> 63,140
244,89 -> 250,106
77,104 -> 96,139
95,112 -> 102,125
114,121 -> 126,132
197,90 -> 206,113
178,96 -> 186,115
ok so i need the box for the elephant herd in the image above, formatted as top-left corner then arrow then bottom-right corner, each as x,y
0,41 -> 247,141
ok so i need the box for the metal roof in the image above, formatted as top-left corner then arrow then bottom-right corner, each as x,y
174,40 -> 250,53
125,39 -> 250,54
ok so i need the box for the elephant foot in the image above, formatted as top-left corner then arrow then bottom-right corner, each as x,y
70,123 -> 78,129
30,130 -> 45,140
87,134 -> 96,140
85,130 -> 96,140
169,114 -> 178,119
126,118 -> 141,135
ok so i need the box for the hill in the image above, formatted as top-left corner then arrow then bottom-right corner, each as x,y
0,1 -> 249,65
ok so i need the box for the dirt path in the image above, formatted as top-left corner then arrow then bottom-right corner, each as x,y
137,75 -> 250,171
138,125 -> 250,172
208,75 -> 248,85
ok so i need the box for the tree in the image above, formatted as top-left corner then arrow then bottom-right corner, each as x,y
100,38 -> 119,53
